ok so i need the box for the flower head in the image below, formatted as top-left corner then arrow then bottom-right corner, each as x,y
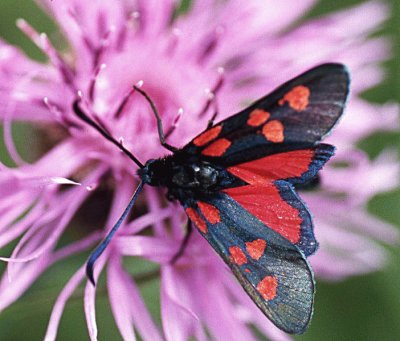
0,0 -> 398,340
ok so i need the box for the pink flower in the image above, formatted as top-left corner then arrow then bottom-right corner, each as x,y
0,1 -> 398,340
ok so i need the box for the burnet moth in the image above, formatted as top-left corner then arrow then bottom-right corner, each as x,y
74,63 -> 350,334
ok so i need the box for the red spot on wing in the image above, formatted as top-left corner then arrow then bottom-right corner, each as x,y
185,208 -> 207,233
245,239 -> 267,260
193,125 -> 222,146
245,269 -> 251,273
278,85 -> 310,111
198,201 -> 220,224
256,276 -> 278,301
262,120 -> 284,143
228,149 -> 314,185
247,109 -> 270,127
223,185 -> 301,243
229,246 -> 247,265
202,138 -> 231,157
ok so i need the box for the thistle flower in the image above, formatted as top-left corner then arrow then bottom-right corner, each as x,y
0,1 -> 398,340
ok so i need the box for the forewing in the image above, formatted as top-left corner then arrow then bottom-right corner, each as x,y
184,192 -> 315,334
182,63 -> 349,165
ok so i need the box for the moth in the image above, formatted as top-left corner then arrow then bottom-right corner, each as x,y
76,63 -> 350,334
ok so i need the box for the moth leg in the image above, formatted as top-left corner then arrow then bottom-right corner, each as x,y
197,88 -> 220,129
133,86 -> 179,153
207,99 -> 219,129
170,220 -> 193,264
199,70 -> 224,128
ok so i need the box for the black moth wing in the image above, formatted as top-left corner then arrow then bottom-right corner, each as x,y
175,63 -> 349,333
185,192 -> 315,334
182,63 -> 350,165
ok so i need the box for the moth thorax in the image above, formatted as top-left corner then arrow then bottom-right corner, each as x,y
172,163 -> 219,189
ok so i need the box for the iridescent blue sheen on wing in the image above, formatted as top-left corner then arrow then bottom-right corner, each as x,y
184,193 -> 315,334
285,144 -> 335,185
274,180 -> 317,256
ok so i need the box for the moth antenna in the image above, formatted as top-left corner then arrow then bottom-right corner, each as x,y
86,181 -> 145,285
133,85 -> 178,153
113,88 -> 135,118
206,93 -> 220,129
198,67 -> 224,120
72,97 -> 144,168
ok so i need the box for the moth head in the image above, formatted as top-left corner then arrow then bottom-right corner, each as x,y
138,158 -> 171,186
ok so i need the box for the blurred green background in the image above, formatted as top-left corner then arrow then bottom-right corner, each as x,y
0,0 -> 399,340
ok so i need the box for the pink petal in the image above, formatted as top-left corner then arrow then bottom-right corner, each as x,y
84,255 -> 107,341
4,185 -> 89,265
0,203 -> 43,249
107,255 -> 162,341
124,206 -> 175,235
0,256 -> 50,311
161,266 -> 200,341
84,283 -> 98,341
53,232 -> 101,262
0,233 -> 98,313
190,269 -> 257,340
145,187 -> 168,236
118,235 -> 176,262
44,266 -> 86,341
137,0 -> 177,37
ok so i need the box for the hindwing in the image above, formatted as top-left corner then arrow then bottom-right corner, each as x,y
184,192 -> 315,334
